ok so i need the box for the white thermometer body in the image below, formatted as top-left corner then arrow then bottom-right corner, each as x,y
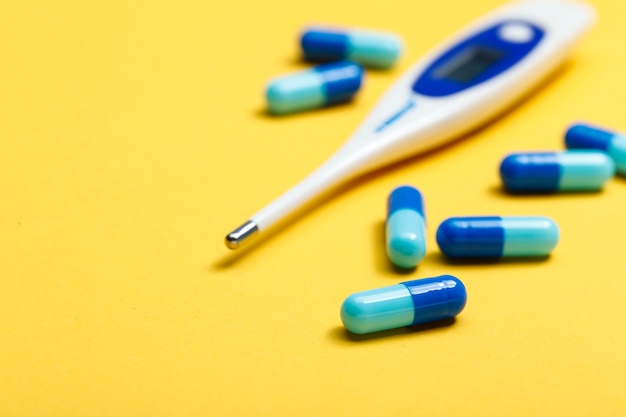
226,0 -> 595,249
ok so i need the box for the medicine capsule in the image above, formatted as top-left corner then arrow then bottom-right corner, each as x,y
386,185 -> 426,268
436,216 -> 559,258
301,26 -> 403,69
565,122 -> 626,175
499,151 -> 615,192
265,61 -> 363,115
340,275 -> 467,334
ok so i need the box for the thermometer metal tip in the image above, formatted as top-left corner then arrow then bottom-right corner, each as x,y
225,220 -> 259,249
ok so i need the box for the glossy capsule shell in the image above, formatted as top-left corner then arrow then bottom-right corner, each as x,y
266,61 -> 364,115
301,26 -> 402,69
386,186 -> 426,268
340,275 -> 467,334
499,151 -> 615,192
436,216 -> 559,258
565,122 -> 626,175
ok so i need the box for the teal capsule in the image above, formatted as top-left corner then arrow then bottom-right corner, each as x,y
500,151 -> 615,192
265,61 -> 364,115
340,275 -> 467,334
436,216 -> 560,258
386,186 -> 426,268
301,26 -> 403,69
565,122 -> 626,175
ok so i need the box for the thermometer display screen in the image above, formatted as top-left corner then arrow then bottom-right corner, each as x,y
434,46 -> 505,83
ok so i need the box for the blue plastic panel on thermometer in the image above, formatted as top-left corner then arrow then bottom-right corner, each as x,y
225,0 -> 595,250
413,21 -> 543,96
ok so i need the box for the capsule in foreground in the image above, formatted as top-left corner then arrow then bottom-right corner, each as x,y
436,216 -> 559,258
301,26 -> 403,69
340,275 -> 466,334
500,151 -> 615,192
266,61 -> 364,115
565,122 -> 626,175
386,185 -> 426,268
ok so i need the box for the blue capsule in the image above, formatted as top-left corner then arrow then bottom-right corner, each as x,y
340,275 -> 467,334
266,61 -> 364,115
500,151 -> 615,192
301,26 -> 403,69
565,122 -> 626,175
386,186 -> 426,268
436,216 -> 559,258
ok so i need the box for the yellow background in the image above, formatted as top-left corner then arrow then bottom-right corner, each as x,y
1,0 -> 625,415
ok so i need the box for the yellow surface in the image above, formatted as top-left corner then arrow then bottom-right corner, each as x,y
2,0 -> 626,415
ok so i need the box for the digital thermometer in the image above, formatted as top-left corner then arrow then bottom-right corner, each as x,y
225,0 -> 595,250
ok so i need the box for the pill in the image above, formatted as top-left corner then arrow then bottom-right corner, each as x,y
499,151 -> 615,193
340,275 -> 467,334
565,122 -> 626,175
301,26 -> 402,69
386,185 -> 426,268
436,216 -> 559,258
265,61 -> 364,115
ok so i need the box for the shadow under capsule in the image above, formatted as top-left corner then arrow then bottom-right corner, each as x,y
488,184 -> 607,199
425,251 -> 552,266
328,317 -> 457,343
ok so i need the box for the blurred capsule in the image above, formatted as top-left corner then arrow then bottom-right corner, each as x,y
565,122 -> 626,174
266,61 -> 364,115
500,151 -> 614,192
301,26 -> 403,69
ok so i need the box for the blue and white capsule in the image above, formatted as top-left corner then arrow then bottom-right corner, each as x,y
500,151 -> 615,193
386,186 -> 426,268
565,122 -> 626,175
301,26 -> 403,69
436,216 -> 559,258
340,275 -> 467,335
266,61 -> 364,115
